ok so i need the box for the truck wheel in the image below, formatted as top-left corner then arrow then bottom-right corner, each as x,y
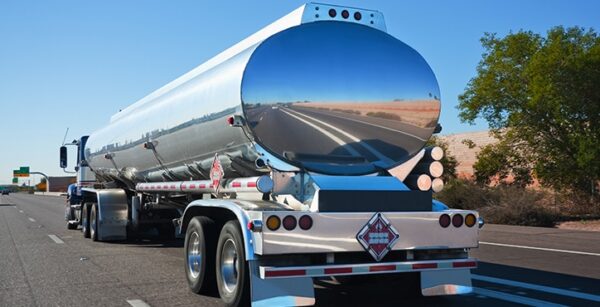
185,216 -> 217,294
90,203 -> 99,241
66,204 -> 77,229
81,203 -> 91,238
216,221 -> 250,307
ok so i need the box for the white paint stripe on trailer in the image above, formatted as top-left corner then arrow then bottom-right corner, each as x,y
47,234 -> 64,244
473,274 -> 600,302
127,299 -> 151,307
28,217 -> 36,222
480,241 -> 600,257
473,287 -> 567,307
279,108 -> 362,156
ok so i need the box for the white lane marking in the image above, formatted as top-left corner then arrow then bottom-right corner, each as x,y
47,234 -> 64,244
480,241 -> 600,257
473,287 -> 566,306
127,299 -> 151,307
473,274 -> 600,302
19,210 -> 24,213
279,109 -> 361,156
28,217 -> 36,222
285,108 -> 394,163
294,107 -> 428,142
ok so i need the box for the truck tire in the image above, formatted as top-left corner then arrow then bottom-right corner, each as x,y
90,203 -> 99,241
185,216 -> 217,294
216,221 -> 250,307
66,204 -> 77,230
81,203 -> 91,238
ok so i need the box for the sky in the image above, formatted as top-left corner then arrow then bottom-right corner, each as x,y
0,0 -> 598,185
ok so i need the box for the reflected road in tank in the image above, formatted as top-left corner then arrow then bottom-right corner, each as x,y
247,104 -> 433,167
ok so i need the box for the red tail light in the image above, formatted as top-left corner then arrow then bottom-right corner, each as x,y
298,215 -> 313,230
439,214 -> 451,228
452,214 -> 464,227
282,215 -> 297,230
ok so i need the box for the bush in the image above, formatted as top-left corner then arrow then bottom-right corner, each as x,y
435,179 -> 558,227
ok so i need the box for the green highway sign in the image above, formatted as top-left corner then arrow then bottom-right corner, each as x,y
13,166 -> 30,177
12,178 -> 18,183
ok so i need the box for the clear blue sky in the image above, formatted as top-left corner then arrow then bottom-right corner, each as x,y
1,0 -> 598,185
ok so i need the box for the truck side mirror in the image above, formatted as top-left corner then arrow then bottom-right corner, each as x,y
60,146 -> 68,168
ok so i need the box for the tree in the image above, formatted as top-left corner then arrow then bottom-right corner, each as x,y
459,27 -> 600,197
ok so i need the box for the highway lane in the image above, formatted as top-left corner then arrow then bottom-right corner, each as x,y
1,193 -> 599,306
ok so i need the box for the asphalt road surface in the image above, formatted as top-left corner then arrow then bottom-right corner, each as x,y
1,193 -> 599,306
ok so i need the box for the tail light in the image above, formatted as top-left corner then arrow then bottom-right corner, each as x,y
282,215 -> 297,230
341,10 -> 349,19
298,215 -> 313,230
266,215 -> 280,231
328,9 -> 336,18
439,214 -> 451,228
452,214 -> 464,227
465,214 -> 476,227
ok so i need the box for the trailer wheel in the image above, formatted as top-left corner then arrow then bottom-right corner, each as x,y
81,203 -> 91,238
90,203 -> 99,241
216,221 -> 250,307
185,216 -> 217,294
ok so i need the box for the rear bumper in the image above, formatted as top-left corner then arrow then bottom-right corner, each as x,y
259,258 -> 477,279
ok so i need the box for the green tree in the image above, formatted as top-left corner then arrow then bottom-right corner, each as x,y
459,27 -> 600,196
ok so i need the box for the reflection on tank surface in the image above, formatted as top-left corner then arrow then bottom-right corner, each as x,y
242,22 -> 441,174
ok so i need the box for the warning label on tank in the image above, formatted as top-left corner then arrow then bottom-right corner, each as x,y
210,153 -> 224,193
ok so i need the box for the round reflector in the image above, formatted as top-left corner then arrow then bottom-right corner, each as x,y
341,10 -> 349,19
266,215 -> 280,231
354,12 -> 362,21
328,9 -> 336,18
465,214 -> 476,227
282,215 -> 297,231
298,215 -> 313,230
439,214 -> 450,228
452,214 -> 464,227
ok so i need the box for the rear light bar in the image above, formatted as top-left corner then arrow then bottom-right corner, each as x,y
260,259 -> 477,279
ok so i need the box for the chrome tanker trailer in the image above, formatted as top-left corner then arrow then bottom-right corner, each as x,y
60,3 -> 482,306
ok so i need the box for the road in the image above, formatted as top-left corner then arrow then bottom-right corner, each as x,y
247,105 -> 432,167
1,193 -> 599,306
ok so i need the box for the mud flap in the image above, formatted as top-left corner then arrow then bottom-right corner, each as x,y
249,260 -> 315,307
95,189 -> 128,241
420,269 -> 473,296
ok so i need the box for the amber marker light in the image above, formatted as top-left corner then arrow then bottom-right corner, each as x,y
465,214 -> 477,227
266,215 -> 281,231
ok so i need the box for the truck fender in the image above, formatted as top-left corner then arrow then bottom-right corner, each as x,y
181,199 -> 256,260
81,188 -> 128,241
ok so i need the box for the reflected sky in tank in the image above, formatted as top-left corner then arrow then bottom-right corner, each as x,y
242,21 -> 441,105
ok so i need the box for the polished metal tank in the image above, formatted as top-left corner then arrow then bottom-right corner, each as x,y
85,3 -> 441,184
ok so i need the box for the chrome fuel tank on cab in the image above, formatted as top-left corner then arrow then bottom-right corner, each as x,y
84,3 -> 441,184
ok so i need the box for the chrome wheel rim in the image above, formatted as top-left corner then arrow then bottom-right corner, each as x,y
187,232 -> 201,279
220,238 -> 238,293
82,207 -> 88,233
90,206 -> 96,237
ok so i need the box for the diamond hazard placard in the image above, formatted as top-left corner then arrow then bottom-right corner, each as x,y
356,213 -> 399,261
210,153 -> 224,193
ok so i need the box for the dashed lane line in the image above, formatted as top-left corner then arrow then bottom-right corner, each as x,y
473,287 -> 566,307
127,299 -> 151,307
473,274 -> 600,302
480,241 -> 600,257
28,217 -> 36,222
47,234 -> 64,244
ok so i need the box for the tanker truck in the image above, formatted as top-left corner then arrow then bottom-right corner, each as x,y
59,3 -> 482,306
